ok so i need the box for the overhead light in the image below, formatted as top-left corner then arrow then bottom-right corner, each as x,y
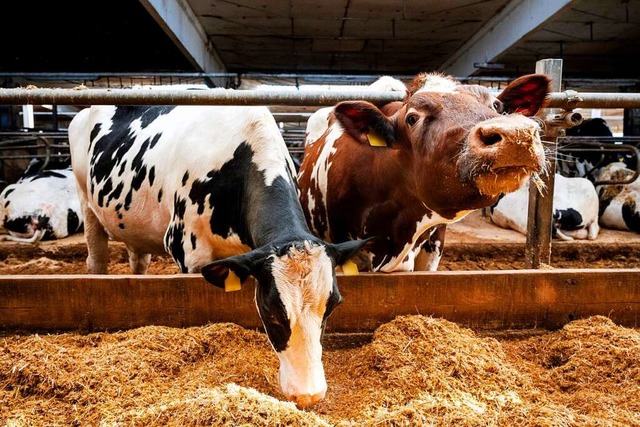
474,62 -> 506,69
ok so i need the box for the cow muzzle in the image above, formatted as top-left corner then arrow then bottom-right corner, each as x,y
278,347 -> 327,408
464,115 -> 546,197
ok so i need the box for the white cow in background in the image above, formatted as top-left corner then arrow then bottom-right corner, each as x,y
595,161 -> 640,233
489,174 -> 600,241
0,159 -> 84,243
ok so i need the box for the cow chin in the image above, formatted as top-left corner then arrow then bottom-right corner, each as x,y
474,167 -> 533,197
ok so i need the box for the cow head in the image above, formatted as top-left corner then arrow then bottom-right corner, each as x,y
200,238 -> 368,408
331,73 -> 550,218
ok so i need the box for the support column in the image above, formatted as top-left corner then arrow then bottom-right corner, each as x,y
525,58 -> 563,268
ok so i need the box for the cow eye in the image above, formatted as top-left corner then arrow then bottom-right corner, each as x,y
406,115 -> 418,126
493,100 -> 503,113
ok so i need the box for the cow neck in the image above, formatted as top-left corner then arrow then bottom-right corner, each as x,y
244,172 -> 317,249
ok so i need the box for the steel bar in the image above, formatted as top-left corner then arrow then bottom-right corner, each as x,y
1,87 -> 640,108
0,88 -> 403,106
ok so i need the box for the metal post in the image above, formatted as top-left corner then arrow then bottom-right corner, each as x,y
525,59 -> 563,268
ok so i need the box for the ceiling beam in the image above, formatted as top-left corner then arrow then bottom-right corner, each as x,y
139,0 -> 227,81
438,0 -> 574,77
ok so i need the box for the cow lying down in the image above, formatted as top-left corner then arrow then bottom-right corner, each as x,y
68,104 -> 368,408
489,174 -> 600,241
0,161 -> 83,243
595,161 -> 640,233
298,72 -> 551,272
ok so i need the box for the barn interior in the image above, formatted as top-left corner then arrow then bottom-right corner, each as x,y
1,0 -> 639,179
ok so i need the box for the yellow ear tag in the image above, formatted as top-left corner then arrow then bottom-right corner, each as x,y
224,270 -> 242,292
367,131 -> 387,147
341,260 -> 359,276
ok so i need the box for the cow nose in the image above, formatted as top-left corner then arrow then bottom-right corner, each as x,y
478,128 -> 503,146
291,390 -> 326,408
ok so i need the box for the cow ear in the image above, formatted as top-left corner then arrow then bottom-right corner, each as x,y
327,237 -> 375,265
201,250 -> 264,289
498,74 -> 551,116
334,102 -> 395,148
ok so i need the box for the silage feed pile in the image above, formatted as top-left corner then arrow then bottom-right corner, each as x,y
1,316 -> 639,426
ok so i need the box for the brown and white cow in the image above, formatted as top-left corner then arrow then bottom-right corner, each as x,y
298,72 -> 551,272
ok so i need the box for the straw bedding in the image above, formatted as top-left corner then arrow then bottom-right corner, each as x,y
2,315 -> 638,426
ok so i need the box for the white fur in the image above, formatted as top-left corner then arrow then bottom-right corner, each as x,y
268,242 -> 334,403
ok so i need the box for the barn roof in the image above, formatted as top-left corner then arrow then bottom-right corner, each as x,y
2,0 -> 640,91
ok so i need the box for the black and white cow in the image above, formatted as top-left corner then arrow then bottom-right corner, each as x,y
0,159 -> 83,243
595,161 -> 640,233
558,118 -> 637,179
489,173 -> 600,241
67,104 -> 368,408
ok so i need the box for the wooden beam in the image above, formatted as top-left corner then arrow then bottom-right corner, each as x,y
1,270 -> 639,333
525,58 -> 563,268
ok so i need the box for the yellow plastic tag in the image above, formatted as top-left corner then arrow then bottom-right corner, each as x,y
367,131 -> 387,147
224,270 -> 242,292
341,260 -> 359,276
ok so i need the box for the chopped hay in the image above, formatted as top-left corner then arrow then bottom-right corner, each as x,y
2,315 -> 639,426
104,383 -> 330,427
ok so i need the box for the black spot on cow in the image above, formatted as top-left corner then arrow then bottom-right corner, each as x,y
97,178 -> 113,207
553,208 -> 583,230
622,200 -> 640,233
117,212 -> 123,220
3,217 -> 31,235
124,189 -> 133,211
166,194 -> 188,271
598,186 -> 619,217
191,233 -> 197,250
107,182 -> 125,207
30,170 -> 68,181
4,188 -> 15,198
119,223 -> 125,229
158,188 -> 163,203
4,200 -> 9,208
67,209 -> 82,235
131,165 -> 147,192
188,142 -> 254,243
149,133 -> 162,149
119,160 -> 128,177
254,257 -> 291,352
149,166 -> 155,186
4,215 -> 54,241
182,171 -> 189,186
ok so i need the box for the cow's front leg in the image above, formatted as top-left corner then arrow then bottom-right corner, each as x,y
126,247 -> 152,274
414,225 -> 446,271
83,203 -> 110,274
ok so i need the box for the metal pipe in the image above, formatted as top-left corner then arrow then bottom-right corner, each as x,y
0,88 -> 403,106
547,92 -> 640,109
2,87 -> 640,108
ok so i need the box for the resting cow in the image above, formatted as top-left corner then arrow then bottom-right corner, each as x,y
557,118 -> 638,179
489,174 -> 600,241
595,161 -> 640,233
0,159 -> 83,243
67,104 -> 368,408
298,72 -> 550,272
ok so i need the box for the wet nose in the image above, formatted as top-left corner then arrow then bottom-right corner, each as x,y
291,390 -> 326,408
